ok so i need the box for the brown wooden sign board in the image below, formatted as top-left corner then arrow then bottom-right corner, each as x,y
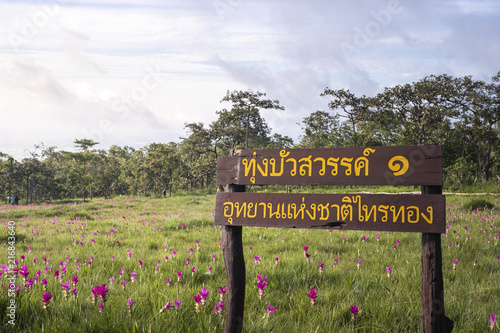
215,192 -> 445,233
216,145 -> 442,186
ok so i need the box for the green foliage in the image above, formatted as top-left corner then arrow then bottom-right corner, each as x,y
462,198 -> 496,211
1,194 -> 498,332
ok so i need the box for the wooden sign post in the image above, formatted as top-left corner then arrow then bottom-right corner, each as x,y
215,145 -> 453,333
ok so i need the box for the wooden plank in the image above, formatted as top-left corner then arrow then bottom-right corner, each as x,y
216,145 -> 442,186
421,185 -> 454,333
215,192 -> 445,233
222,170 -> 246,333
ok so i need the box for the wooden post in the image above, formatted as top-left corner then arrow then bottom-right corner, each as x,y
421,185 -> 453,333
222,162 -> 246,333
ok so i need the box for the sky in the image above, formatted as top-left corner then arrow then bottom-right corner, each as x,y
1,0 -> 499,160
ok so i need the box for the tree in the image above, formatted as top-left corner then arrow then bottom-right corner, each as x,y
71,139 -> 99,202
218,90 -> 285,149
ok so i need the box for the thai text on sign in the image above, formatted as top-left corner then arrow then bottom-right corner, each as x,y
215,193 -> 445,233
216,145 -> 442,186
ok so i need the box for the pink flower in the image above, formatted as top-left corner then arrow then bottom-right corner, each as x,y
318,263 -> 324,273
42,292 -> 53,310
490,314 -> 497,330
386,267 -> 393,278
99,302 -> 104,313
350,305 -> 359,320
307,287 -> 317,305
267,304 -> 278,315
214,301 -> 224,314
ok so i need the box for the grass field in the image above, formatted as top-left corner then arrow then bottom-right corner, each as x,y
0,192 -> 499,332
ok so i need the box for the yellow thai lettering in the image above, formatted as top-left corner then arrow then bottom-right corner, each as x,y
390,205 -> 405,223
421,206 -> 433,224
327,157 -> 339,176
407,206 -> 419,223
341,157 -> 353,176
313,157 -> 326,176
378,205 -> 389,222
299,155 -> 312,176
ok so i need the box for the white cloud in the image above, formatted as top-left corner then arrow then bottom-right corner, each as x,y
0,0 -> 499,159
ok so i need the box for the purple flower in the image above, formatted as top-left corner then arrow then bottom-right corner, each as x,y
194,295 -> 202,303
99,302 -> 104,313
350,305 -> 359,318
307,287 -> 317,305
267,304 -> 278,315
214,301 -> 224,314
490,314 -> 497,330
42,292 -> 53,307
166,277 -> 172,286
60,281 -> 71,291
318,263 -> 324,273
175,298 -> 181,309
199,287 -> 210,302
386,267 -> 393,278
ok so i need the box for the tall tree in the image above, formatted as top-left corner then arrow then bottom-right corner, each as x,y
218,90 -> 285,149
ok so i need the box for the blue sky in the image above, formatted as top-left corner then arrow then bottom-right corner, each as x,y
1,0 -> 499,160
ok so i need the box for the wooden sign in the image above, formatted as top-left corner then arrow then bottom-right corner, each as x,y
216,145 -> 442,186
215,192 -> 445,233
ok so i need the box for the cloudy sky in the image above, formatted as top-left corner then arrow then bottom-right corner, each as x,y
1,0 -> 499,160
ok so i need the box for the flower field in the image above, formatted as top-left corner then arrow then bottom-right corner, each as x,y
0,193 -> 499,332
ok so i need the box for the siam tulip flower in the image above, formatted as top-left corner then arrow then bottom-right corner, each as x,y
25,279 -> 34,291
334,257 -> 338,268
318,263 -> 324,274
190,248 -> 194,255
121,280 -> 126,290
362,236 -> 367,243
165,256 -> 169,262
199,287 -> 210,305
42,279 -> 48,291
474,259 -> 478,266
191,266 -> 196,276
172,250 -> 176,258
194,295 -> 202,313
303,246 -> 309,255
273,257 -> 279,269
138,260 -> 143,269
249,246 -> 253,252
109,277 -> 114,284
305,252 -> 311,262
307,287 -> 317,306
72,276 -> 78,288
42,292 -> 53,310
357,259 -> 362,270
214,301 -> 224,314
99,302 -> 104,313
254,256 -> 261,266
184,258 -> 190,267
452,258 -> 458,270
54,270 -> 59,280
127,298 -> 134,316
208,266 -> 212,275
131,271 -> 137,282
255,278 -> 267,300
267,304 -> 278,316
350,305 -> 359,321
166,277 -> 171,286
61,281 -> 71,299
175,298 -> 181,311
490,314 -> 497,330
177,271 -> 182,283
219,286 -> 227,301
282,237 -> 285,243
72,288 -> 78,299
212,254 -> 216,261
386,267 -> 393,278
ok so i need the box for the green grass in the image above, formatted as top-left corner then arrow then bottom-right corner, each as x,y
0,193 -> 499,332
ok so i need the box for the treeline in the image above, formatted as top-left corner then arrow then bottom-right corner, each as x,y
1,73 -> 499,203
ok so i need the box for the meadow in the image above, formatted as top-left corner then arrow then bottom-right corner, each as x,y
0,190 -> 499,332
